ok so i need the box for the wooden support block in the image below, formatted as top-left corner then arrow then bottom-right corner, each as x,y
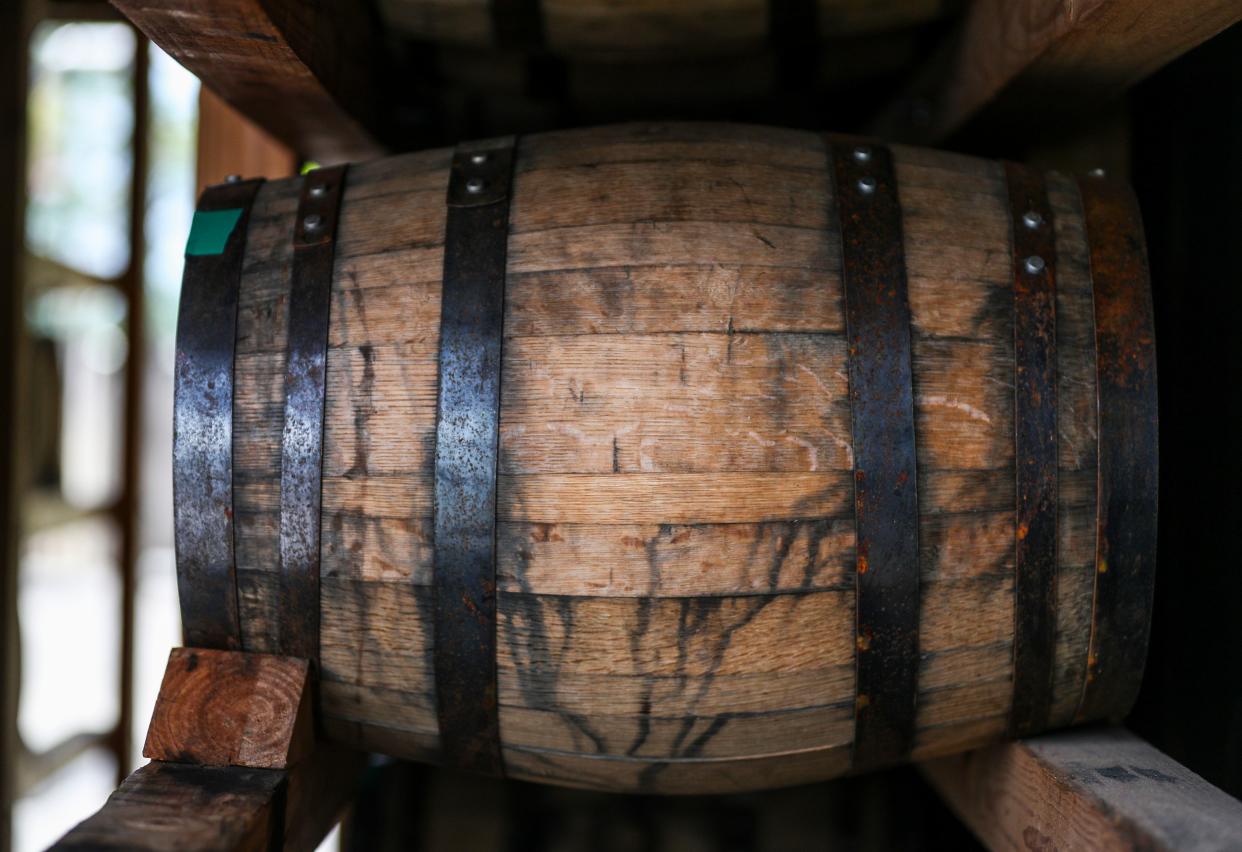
58,646 -> 367,851
144,647 -> 312,770
54,745 -> 367,852
923,726 -> 1242,851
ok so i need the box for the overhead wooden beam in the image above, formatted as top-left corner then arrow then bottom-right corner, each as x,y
923,727 -> 1242,851
109,0 -> 391,162
874,0 -> 1242,145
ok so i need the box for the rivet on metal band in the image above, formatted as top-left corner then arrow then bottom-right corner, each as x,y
277,164 -> 348,664
1074,175 -> 1159,723
828,138 -> 922,769
432,137 -> 517,776
173,176 -> 265,650
1004,162 -> 1059,737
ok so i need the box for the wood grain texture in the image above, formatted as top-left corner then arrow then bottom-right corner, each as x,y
53,745 -> 366,852
111,0 -> 386,161
143,648 -> 312,770
923,727 -> 1242,851
214,123 -> 1149,793
53,762 -> 284,852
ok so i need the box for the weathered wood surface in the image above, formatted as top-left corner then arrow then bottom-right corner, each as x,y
58,646 -> 364,850
924,727 -> 1242,851
53,745 -> 365,852
54,762 -> 286,852
144,648 -> 312,770
380,0 -> 957,58
876,0 -> 1242,144
110,0 -> 386,162
213,122 -> 1146,793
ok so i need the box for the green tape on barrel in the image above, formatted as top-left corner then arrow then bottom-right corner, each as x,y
185,208 -> 244,256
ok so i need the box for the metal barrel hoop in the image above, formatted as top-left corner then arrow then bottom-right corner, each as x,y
828,137 -> 922,770
173,176 -> 265,651
432,137 -> 518,776
276,164 -> 349,664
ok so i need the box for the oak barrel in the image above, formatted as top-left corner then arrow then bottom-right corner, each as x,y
174,123 -> 1157,794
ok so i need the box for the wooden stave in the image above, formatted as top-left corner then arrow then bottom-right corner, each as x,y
213,122 -> 1144,794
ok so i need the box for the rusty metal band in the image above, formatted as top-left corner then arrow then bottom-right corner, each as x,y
277,164 -> 348,664
173,177 -> 264,650
1004,163 -> 1060,737
829,139 -> 921,769
432,138 -> 517,776
1074,175 -> 1159,723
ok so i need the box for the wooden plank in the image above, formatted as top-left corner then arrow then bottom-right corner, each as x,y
876,0 -> 1242,144
110,0 -> 388,161
54,762 -> 286,852
143,648 -> 313,770
923,727 -> 1242,851
53,745 -> 365,852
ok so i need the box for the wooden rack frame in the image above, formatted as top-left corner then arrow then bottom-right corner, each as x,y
52,648 -> 367,851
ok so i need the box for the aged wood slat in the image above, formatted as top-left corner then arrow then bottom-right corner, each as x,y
205,123 -> 1157,793
923,727 -> 1242,851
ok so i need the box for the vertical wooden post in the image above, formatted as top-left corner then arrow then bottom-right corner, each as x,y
111,24 -> 149,786
196,88 -> 298,194
0,2 -> 30,850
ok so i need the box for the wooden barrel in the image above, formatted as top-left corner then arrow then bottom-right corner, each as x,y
377,0 -> 958,59
173,123 -> 1157,795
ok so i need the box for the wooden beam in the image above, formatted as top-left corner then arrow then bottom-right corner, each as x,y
923,727 -> 1242,851
875,0 -> 1242,145
52,746 -> 366,852
109,0 -> 389,162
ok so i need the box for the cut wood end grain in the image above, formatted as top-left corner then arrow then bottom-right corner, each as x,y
143,647 -> 313,770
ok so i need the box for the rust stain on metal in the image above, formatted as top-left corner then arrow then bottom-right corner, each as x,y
1004,162 -> 1059,738
1074,174 -> 1158,725
829,137 -> 921,771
